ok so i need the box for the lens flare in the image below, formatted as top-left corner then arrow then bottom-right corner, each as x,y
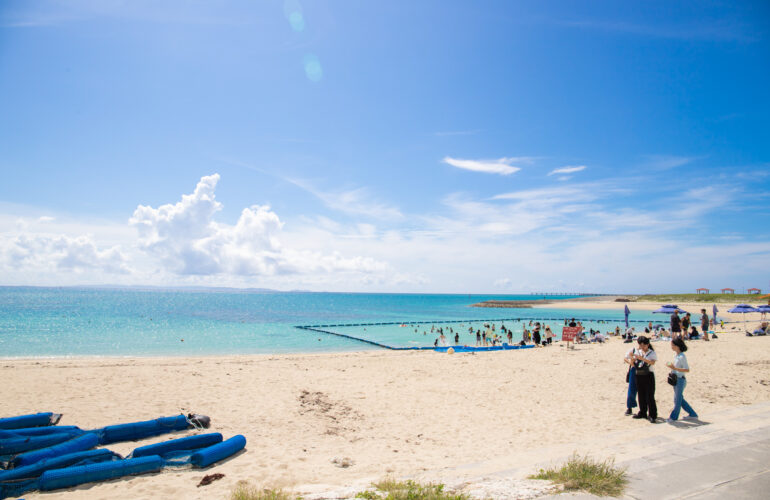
303,54 -> 323,82
283,0 -> 305,32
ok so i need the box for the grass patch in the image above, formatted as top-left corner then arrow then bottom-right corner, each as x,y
630,293 -> 765,304
529,454 -> 627,497
230,482 -> 297,500
355,479 -> 471,500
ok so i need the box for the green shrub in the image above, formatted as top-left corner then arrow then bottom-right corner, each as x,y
230,482 -> 297,500
355,479 -> 470,500
529,454 -> 627,497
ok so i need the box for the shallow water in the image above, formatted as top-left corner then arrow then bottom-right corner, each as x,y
0,287 -> 660,357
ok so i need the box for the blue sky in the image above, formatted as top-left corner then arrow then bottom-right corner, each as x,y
1,0 -> 769,293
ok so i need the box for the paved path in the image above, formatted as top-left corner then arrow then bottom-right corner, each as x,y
537,402 -> 770,499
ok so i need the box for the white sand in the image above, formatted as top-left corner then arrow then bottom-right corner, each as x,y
3,302 -> 770,499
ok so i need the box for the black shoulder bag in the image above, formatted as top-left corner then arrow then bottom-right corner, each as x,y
635,358 -> 650,376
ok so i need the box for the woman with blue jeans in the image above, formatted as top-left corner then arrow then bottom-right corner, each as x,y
666,337 -> 698,421
624,347 -> 638,415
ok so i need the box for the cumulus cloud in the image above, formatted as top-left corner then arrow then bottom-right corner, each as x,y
548,165 -> 586,175
2,233 -> 129,274
442,156 -> 523,175
129,174 -> 385,276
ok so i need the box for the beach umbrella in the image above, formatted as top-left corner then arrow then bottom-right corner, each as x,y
713,304 -> 718,325
727,304 -> 759,332
653,304 -> 688,314
756,304 -> 770,320
624,304 -> 630,328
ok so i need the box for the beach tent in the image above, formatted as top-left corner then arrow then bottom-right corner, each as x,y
727,304 -> 759,333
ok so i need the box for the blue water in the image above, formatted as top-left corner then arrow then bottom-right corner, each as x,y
0,287 -> 660,357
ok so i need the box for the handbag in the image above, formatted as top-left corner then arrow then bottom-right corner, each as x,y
667,372 -> 677,386
634,359 -> 650,376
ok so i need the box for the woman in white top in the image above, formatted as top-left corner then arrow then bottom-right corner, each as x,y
666,337 -> 698,421
632,336 -> 658,423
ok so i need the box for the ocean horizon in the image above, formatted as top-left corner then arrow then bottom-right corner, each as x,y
0,287 -> 663,358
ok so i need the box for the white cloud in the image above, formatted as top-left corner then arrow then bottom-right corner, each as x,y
286,178 -> 403,220
442,156 -> 523,175
2,233 -> 129,274
643,155 -> 696,170
129,174 -> 385,277
491,185 -> 599,202
548,165 -> 586,175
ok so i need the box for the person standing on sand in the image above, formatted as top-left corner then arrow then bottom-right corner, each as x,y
624,344 -> 639,415
671,311 -> 682,340
700,309 -> 710,341
666,337 -> 698,422
682,313 -> 691,338
533,325 -> 541,346
632,336 -> 658,423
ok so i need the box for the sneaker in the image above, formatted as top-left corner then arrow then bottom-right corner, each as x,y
649,417 -> 658,423
666,418 -> 676,423
683,415 -> 698,420
632,414 -> 646,419
625,408 -> 633,416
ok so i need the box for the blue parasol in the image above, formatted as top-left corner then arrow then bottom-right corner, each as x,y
624,304 -> 630,328
653,304 -> 688,314
713,304 -> 718,325
727,304 -> 759,332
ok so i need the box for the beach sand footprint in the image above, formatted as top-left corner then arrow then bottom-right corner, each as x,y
298,389 -> 362,437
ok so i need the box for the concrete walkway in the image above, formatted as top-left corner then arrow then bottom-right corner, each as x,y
538,402 -> 770,499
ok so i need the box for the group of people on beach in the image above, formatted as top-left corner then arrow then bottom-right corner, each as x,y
623,309 -> 718,343
624,332 -> 698,424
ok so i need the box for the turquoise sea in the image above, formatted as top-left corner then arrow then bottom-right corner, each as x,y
0,287 -> 663,357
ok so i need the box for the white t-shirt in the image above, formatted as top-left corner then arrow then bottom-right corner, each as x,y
673,352 -> 689,378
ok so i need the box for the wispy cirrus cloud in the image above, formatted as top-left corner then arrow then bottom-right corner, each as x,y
287,178 -> 403,220
643,155 -> 697,170
548,165 -> 586,176
442,156 -> 533,175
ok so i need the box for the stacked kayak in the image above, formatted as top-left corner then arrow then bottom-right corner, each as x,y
0,412 -> 245,499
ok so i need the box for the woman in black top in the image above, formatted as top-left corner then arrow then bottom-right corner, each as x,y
632,336 -> 659,423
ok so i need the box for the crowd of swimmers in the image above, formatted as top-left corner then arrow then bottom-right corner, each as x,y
426,318 -> 617,348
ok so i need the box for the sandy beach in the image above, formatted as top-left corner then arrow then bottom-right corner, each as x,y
4,301 -> 770,499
